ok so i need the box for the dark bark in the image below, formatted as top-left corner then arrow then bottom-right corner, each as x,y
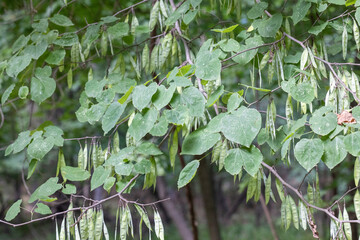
156,177 -> 193,240
197,158 -> 222,240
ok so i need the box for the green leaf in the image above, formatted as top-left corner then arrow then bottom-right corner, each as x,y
85,79 -> 106,98
115,162 -> 133,176
31,66 -> 56,104
108,22 -> 129,38
29,177 -> 62,203
32,19 -> 48,32
27,159 -> 38,179
232,35 -> 263,65
327,0 -> 345,5
18,86 -> 29,99
103,177 -> 116,192
258,14 -> 283,38
322,137 -> 347,170
247,2 -> 269,19
1,83 -> 15,105
290,82 -> 314,104
27,137 -> 54,160
61,166 -> 91,181
134,159 -> 151,174
5,199 -> 22,221
132,83 -> 158,111
176,87 -> 206,117
294,139 -> 324,171
135,142 -> 163,156
212,24 -> 239,33
44,125 -> 64,147
35,203 -> 52,215
344,132 -> 360,156
6,55 -> 31,78
292,1 -> 311,25
45,50 -> 66,65
62,184 -> 76,194
102,102 -> 126,134
91,166 -> 111,191
177,160 -> 200,188
181,127 -> 221,155
149,115 -> 168,136
85,102 -> 108,124
104,147 -> 134,166
54,33 -> 79,46
163,106 -> 188,125
152,85 -> 176,110
6,130 -> 32,155
345,0 -> 356,6
309,106 -> 337,136
12,35 -> 29,53
128,108 -> 158,141
219,39 -> 241,52
241,145 -> 263,177
221,107 -> 262,147
83,24 -> 100,45
308,22 -> 328,35
227,93 -> 243,112
224,148 -> 243,175
195,49 -> 221,80
50,14 -> 74,26
23,40 -> 48,60
206,85 -> 224,107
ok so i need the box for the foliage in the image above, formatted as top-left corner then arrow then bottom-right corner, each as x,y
2,0 -> 360,239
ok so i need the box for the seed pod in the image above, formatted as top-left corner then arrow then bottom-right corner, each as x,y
211,140 -> 222,164
342,25 -> 348,60
160,0 -> 168,18
354,19 -> 360,51
142,44 -> 149,72
149,1 -> 160,31
80,211 -> 89,239
100,32 -> 108,57
268,60 -> 275,83
300,48 -> 308,70
67,202 -> 75,237
284,18 -> 291,50
218,139 -> 227,171
71,43 -> 80,68
67,68 -> 73,89
259,51 -> 270,70
94,209 -> 103,240
87,208 -> 95,240
59,58 -> 64,72
285,94 -> 293,124
307,47 -> 317,69
131,14 -> 139,35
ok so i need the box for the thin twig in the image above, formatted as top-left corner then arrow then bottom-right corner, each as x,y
262,162 -> 360,224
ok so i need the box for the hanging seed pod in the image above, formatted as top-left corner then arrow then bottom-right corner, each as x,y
67,68 -> 73,89
149,1 -> 160,31
100,32 -> 108,57
285,94 -> 293,125
354,19 -> 360,51
131,14 -> 139,36
342,25 -> 348,60
142,44 -> 149,72
300,48 -> 308,71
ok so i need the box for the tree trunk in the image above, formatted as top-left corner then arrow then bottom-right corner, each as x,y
156,177 -> 193,240
197,159 -> 222,240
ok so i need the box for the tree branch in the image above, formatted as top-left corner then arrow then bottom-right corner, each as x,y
0,174 -> 170,228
